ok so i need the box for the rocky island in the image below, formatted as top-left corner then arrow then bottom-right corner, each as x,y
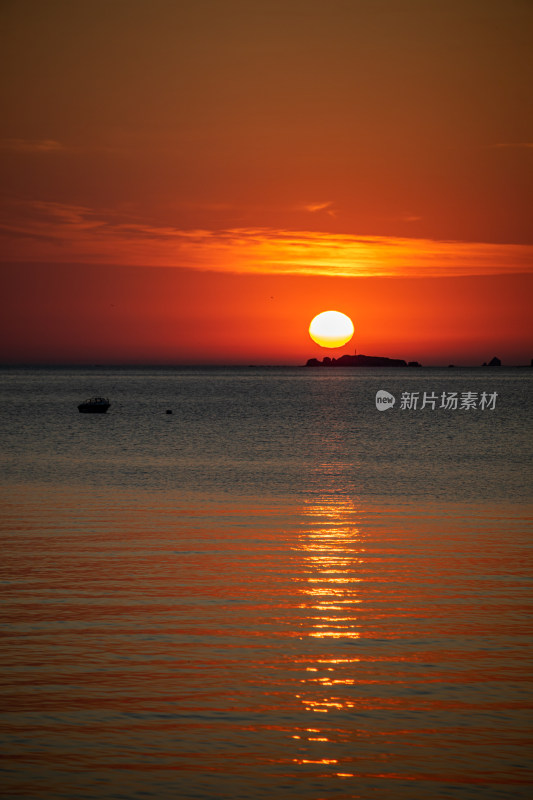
306,353 -> 422,367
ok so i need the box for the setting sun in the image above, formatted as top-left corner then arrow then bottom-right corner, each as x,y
309,310 -> 354,348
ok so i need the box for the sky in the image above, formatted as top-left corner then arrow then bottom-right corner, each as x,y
1,0 -> 532,365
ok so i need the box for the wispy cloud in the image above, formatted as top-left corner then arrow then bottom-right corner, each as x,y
301,201 -> 336,216
491,142 -> 533,150
0,137 -> 136,157
0,138 -> 65,153
0,200 -> 531,278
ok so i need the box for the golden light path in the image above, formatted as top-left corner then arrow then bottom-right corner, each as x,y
309,310 -> 354,348
292,495 -> 366,734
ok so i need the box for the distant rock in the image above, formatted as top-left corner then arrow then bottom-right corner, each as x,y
306,353 -> 412,367
488,356 -> 501,366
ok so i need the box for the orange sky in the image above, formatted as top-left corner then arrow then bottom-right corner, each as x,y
1,1 -> 532,365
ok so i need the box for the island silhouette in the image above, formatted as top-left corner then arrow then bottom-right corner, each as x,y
305,352 -> 514,368
306,353 -> 422,367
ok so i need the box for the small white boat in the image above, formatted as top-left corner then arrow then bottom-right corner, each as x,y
78,397 -> 111,414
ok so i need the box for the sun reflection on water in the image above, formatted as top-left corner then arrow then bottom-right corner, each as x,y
290,494 -> 375,725
297,496 -> 365,644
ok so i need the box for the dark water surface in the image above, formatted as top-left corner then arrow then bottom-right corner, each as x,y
0,368 -> 531,799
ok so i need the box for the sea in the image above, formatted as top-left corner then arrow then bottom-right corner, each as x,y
0,366 -> 531,800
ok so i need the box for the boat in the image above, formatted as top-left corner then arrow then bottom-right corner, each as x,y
78,397 -> 111,413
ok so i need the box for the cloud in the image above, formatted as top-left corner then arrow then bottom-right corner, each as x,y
0,138 -> 65,153
0,200 -> 531,278
0,138 -> 133,157
491,142 -> 533,150
299,201 -> 337,218
302,201 -> 334,213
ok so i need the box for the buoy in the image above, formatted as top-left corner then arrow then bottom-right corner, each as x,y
166,409 -> 173,414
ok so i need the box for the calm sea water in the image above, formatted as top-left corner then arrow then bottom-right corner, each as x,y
0,367 -> 531,799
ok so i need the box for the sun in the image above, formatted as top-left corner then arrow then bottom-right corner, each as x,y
309,310 -> 354,348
